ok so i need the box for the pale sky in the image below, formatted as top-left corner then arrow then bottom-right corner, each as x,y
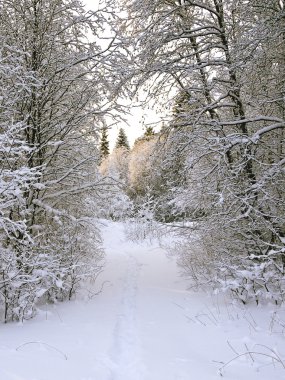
110,102 -> 162,149
83,0 -> 162,150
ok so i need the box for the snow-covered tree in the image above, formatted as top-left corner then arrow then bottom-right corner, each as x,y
114,0 -> 285,303
128,133 -> 158,199
0,0 -> 126,321
0,36 -> 43,322
99,143 -> 132,220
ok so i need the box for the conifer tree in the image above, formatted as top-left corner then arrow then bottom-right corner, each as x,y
100,127 -> 110,159
144,126 -> 155,140
115,128 -> 130,150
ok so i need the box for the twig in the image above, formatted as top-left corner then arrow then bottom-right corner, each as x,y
254,344 -> 285,368
247,311 -> 257,327
184,314 -> 196,324
219,351 -> 285,376
205,304 -> 219,323
269,311 -> 277,333
16,341 -> 68,360
227,340 -> 239,356
195,315 -> 206,326
245,343 -> 254,363
196,312 -> 217,326
87,280 -> 111,299
243,314 -> 257,332
172,302 -> 185,310
54,309 -> 63,323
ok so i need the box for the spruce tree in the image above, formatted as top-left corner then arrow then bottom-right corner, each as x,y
144,126 -> 155,140
100,126 -> 110,159
115,128 -> 130,150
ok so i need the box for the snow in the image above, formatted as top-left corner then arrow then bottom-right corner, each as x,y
0,220 -> 284,380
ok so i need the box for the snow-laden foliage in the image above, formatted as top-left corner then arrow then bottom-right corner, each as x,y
99,147 -> 133,220
113,0 -> 285,303
0,38 -> 43,322
128,135 -> 158,199
124,195 -> 161,242
0,0 -> 126,322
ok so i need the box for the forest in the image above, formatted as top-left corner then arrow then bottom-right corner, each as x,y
0,0 -> 284,323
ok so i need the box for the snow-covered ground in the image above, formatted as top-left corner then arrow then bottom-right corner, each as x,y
0,220 -> 284,380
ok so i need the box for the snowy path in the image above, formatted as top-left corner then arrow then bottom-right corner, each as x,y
107,253 -> 144,380
0,221 -> 284,380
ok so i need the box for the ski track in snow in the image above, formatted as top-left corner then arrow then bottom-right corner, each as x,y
108,253 -> 144,380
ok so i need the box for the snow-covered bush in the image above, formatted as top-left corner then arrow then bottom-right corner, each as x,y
123,193 -> 165,243
99,147 -> 133,220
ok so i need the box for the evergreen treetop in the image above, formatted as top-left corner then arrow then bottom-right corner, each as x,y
100,126 -> 110,159
144,126 -> 155,140
115,127 -> 130,150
